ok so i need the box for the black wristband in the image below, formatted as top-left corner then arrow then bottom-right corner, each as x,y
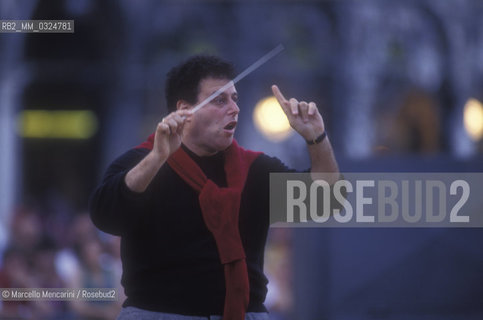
306,131 -> 327,145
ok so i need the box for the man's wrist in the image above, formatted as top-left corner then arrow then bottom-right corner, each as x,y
150,147 -> 169,162
306,131 -> 327,145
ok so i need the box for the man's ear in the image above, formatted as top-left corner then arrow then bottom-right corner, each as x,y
177,100 -> 191,111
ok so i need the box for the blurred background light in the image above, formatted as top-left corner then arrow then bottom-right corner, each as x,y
17,110 -> 98,139
463,98 -> 483,141
253,96 -> 293,142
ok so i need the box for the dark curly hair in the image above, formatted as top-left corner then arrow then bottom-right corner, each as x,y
165,55 -> 235,112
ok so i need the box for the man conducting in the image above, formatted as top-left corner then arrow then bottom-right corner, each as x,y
89,55 -> 339,320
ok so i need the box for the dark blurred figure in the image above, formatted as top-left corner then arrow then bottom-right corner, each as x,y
31,237 -> 70,319
55,212 -> 99,285
0,246 -> 36,318
0,206 -> 44,318
67,222 -> 122,320
264,229 -> 293,320
376,88 -> 441,155
9,205 -> 43,255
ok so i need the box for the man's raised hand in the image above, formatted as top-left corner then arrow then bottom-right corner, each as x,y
154,109 -> 192,159
271,85 -> 325,142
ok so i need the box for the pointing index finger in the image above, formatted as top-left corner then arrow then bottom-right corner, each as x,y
272,85 -> 288,104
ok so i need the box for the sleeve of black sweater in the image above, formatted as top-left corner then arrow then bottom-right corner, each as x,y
89,148 -> 152,236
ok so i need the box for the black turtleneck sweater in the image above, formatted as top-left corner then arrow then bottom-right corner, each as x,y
89,144 -> 291,316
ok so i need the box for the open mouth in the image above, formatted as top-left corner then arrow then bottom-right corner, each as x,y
224,121 -> 237,131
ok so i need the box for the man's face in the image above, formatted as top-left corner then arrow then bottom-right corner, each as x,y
183,77 -> 240,155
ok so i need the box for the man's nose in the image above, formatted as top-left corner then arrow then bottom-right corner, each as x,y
227,99 -> 240,115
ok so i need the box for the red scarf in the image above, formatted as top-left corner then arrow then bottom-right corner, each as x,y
137,135 -> 261,319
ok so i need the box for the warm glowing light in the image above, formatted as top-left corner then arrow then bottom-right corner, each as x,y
463,98 -> 483,141
253,96 -> 293,142
17,110 -> 98,139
